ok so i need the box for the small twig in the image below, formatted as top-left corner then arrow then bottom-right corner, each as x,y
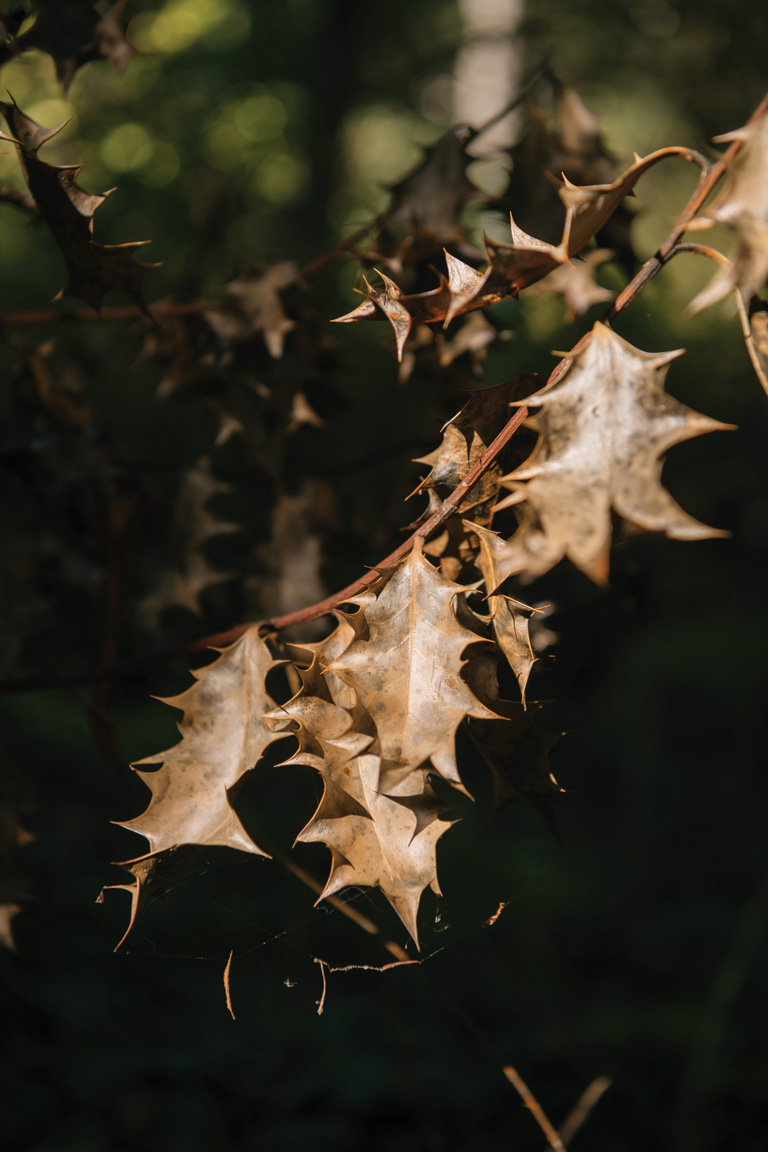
503,1065 -> 566,1151
223,950 -> 236,1019
0,221 -> 381,329
315,957 -> 328,1014
0,300 -> 214,328
313,955 -> 417,1016
482,901 -> 507,928
671,242 -> 731,268
558,1075 -> 612,1145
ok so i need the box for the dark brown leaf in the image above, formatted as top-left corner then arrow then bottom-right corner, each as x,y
0,100 -> 156,310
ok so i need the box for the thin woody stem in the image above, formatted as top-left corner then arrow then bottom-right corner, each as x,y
0,220 -> 379,329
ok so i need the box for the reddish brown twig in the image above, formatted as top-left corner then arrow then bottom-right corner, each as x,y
504,1066 -> 566,1151
0,221 -> 379,329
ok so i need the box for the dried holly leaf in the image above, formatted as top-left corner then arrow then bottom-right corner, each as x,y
0,1 -> 136,89
737,295 -> 768,396
496,323 -> 731,583
266,613 -> 367,757
369,126 -> 480,271
206,264 -> 299,357
688,112 -> 768,310
467,700 -> 562,813
488,596 -> 536,705
118,628 -> 281,858
414,377 -> 532,518
336,148 -> 695,358
64,1 -> 138,88
436,311 -> 509,370
328,540 -> 497,791
494,80 -> 634,266
527,249 -> 615,320
463,652 -> 562,815
0,99 -> 156,311
98,846 -> 199,952
248,482 -> 331,627
140,457 -> 239,624
298,743 -> 455,946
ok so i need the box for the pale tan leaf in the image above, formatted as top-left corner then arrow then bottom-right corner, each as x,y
119,628 -> 281,856
140,457 -> 239,624
436,311 -> 508,368
487,596 -> 536,706
206,263 -> 298,357
266,613 -> 369,757
688,112 -> 768,309
526,249 -> 615,319
497,323 -> 731,583
298,742 -> 455,946
328,540 -> 496,790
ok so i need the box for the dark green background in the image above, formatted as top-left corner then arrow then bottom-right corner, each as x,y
1,2 -> 767,1150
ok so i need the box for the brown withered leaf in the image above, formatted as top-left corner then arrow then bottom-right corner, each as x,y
140,457 -> 239,624
496,323 -> 731,583
335,148 -> 695,358
247,481 -> 332,629
2,2 -> 97,75
368,126 -> 480,272
298,741 -> 455,946
498,84 -> 618,244
414,378 -> 530,516
98,846 -> 199,952
458,526 -> 537,702
688,111 -> 768,310
468,701 -> 562,814
265,613 -> 367,758
206,264 -> 299,357
436,311 -> 510,370
0,1 -> 136,89
526,248 -> 615,320
737,295 -> 768,396
470,521 -> 527,593
0,100 -> 156,310
463,652 -> 562,814
485,595 -> 536,706
328,540 -> 497,791
118,628 -> 281,858
70,1 -> 138,85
